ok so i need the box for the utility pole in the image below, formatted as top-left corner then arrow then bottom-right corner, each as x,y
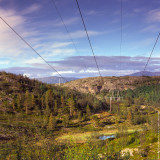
106,96 -> 123,113
110,97 -> 112,112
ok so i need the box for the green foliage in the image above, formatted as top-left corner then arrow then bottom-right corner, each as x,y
122,84 -> 160,106
63,115 -> 69,128
0,72 -> 159,160
67,97 -> 75,117
86,104 -> 91,117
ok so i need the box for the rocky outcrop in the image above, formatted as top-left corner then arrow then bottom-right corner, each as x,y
62,76 -> 160,94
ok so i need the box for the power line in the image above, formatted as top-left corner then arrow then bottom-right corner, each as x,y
0,16 -> 68,83
50,0 -> 88,73
117,0 -> 123,77
143,32 -> 160,74
75,0 -> 103,82
120,0 -> 123,56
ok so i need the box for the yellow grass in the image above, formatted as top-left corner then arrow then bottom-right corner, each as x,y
55,128 -> 138,143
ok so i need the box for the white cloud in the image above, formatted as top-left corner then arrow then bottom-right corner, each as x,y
51,70 -> 74,76
48,49 -> 75,57
22,4 -> 41,15
0,9 -> 25,30
0,8 -> 40,58
85,10 -> 104,16
51,42 -> 72,48
0,61 -> 9,65
133,8 -> 145,13
69,30 -> 102,39
25,57 -> 44,64
140,25 -> 159,33
47,30 -> 104,40
54,17 -> 79,27
147,9 -> 160,23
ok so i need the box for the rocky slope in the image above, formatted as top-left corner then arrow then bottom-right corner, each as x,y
62,76 -> 160,94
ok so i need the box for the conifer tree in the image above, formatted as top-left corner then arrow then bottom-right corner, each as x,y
41,96 -> 45,110
45,104 -> 50,116
67,97 -> 75,117
31,94 -> 35,109
86,104 -> 91,117
45,90 -> 50,108
54,100 -> 58,114
48,113 -> 53,130
24,90 -> 30,114
78,111 -> 82,122
12,100 -> 15,111
63,115 -> 69,128
61,96 -> 65,108
127,109 -> 133,124
16,95 -> 21,111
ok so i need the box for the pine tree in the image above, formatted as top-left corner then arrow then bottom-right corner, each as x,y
86,104 -> 91,117
48,113 -> 53,130
61,96 -> 65,108
127,109 -> 133,124
16,95 -> 21,111
54,100 -> 58,114
11,100 -> 15,111
41,96 -> 45,110
78,111 -> 82,122
24,90 -> 30,114
45,90 -> 50,108
45,104 -> 50,116
67,97 -> 75,117
63,115 -> 69,128
31,94 -> 35,109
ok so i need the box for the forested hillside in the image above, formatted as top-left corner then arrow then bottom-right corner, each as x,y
0,72 -> 107,115
0,72 -> 159,159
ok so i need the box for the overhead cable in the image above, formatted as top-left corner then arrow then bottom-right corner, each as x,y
0,16 -> 68,82
50,0 -> 88,72
75,0 -> 103,82
143,33 -> 160,73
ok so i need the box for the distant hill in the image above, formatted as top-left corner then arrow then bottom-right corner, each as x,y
62,76 -> 160,94
36,76 -> 78,84
127,71 -> 160,76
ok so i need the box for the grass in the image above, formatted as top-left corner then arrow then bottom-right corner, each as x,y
55,128 -> 140,144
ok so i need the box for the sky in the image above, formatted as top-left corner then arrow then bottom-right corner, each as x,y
0,0 -> 160,78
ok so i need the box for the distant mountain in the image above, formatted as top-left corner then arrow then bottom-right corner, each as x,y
128,71 -> 156,76
126,71 -> 160,77
36,76 -> 78,84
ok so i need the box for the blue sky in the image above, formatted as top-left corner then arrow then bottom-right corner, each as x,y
0,0 -> 160,78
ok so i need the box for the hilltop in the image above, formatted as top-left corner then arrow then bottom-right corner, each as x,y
62,76 -> 160,94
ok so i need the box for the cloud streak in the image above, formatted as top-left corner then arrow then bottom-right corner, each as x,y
22,4 -> 42,15
147,9 -> 160,23
48,56 -> 160,72
3,56 -> 160,78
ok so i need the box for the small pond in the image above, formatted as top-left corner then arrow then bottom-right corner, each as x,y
99,134 -> 116,140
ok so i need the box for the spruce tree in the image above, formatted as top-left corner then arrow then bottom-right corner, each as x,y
67,97 -> 75,117
48,113 -> 53,130
24,90 -> 30,114
86,104 -> 91,117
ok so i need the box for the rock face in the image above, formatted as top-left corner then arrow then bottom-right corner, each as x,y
62,76 -> 160,94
